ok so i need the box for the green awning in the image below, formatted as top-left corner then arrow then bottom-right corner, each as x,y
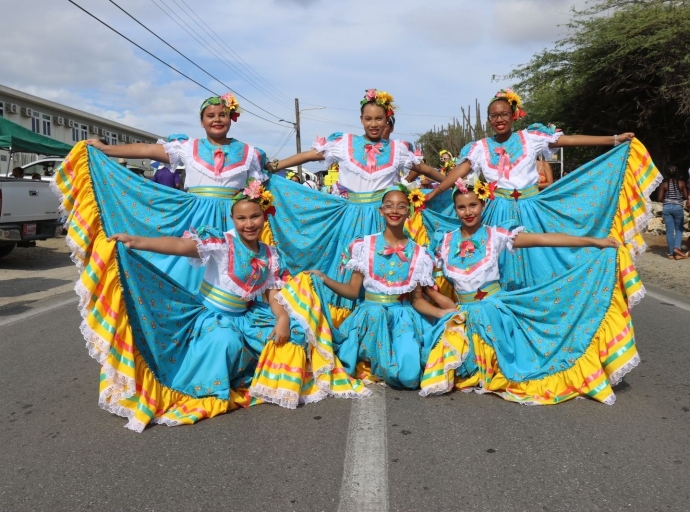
0,116 -> 73,157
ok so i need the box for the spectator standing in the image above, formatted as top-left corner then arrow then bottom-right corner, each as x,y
536,155 -> 554,190
151,165 -> 181,189
658,166 -> 689,259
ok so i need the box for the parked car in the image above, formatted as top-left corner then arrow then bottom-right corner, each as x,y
14,157 -> 65,181
0,177 -> 63,258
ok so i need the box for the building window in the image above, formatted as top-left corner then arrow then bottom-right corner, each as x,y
107,131 -> 118,145
0,102 -> 4,117
42,114 -> 51,136
80,124 -> 88,141
72,126 -> 79,142
31,111 -> 41,133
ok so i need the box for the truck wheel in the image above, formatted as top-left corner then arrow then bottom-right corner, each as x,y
0,244 -> 16,258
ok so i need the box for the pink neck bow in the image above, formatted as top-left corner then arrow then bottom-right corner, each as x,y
213,147 -> 226,176
459,240 -> 476,258
381,244 -> 408,262
249,257 -> 267,283
364,142 -> 383,172
494,147 -> 512,180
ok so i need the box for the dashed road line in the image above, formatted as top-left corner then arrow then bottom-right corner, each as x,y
337,385 -> 389,512
645,290 -> 690,313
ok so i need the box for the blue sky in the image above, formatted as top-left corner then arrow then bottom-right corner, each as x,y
0,0 -> 586,170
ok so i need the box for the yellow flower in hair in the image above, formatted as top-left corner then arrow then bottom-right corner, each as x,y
375,91 -> 395,110
259,189 -> 274,211
474,181 -> 490,201
408,189 -> 426,210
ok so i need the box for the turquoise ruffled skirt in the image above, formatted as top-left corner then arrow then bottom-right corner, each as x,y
421,246 -> 642,404
419,142 -> 660,290
118,245 -> 308,400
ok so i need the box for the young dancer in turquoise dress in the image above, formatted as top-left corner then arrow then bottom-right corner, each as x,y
70,181 -> 368,432
277,186 -> 446,388
414,176 -> 642,404
262,89 -> 443,311
80,94 -> 270,292
420,88 -> 659,292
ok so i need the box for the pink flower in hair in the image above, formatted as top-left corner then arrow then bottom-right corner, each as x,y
243,179 -> 263,199
455,178 -> 469,195
365,89 -> 377,101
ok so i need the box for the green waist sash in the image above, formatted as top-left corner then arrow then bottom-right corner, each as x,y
188,186 -> 239,199
348,189 -> 386,204
493,185 -> 539,200
456,280 -> 501,304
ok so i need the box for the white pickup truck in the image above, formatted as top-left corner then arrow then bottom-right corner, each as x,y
0,177 -> 63,258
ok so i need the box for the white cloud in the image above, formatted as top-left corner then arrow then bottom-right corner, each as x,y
491,0 -> 589,45
0,0 -> 584,167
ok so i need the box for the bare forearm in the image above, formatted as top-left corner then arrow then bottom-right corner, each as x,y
426,162 -> 472,199
275,150 -> 324,171
98,142 -> 169,162
413,163 -> 446,183
115,234 -> 199,257
426,287 -> 456,309
514,232 -> 601,249
552,135 -> 615,147
321,274 -> 360,300
412,295 -> 447,318
267,289 -> 289,321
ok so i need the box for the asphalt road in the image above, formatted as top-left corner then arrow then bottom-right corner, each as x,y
1,286 -> 689,512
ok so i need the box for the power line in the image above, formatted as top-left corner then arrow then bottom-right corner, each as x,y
272,128 -> 295,159
108,0 -> 286,121
150,0 -> 293,111
173,0 -> 294,106
66,1 -> 285,126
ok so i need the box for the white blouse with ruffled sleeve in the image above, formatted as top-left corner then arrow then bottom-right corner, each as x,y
312,133 -> 421,193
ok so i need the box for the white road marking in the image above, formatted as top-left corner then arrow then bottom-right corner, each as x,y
0,296 -> 78,328
337,386 -> 389,512
645,290 -> 690,313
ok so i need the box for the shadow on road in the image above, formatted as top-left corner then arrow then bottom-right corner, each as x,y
0,299 -> 38,316
0,277 -> 72,298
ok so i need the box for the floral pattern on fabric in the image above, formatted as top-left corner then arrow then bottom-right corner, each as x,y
460,123 -> 562,190
159,135 -> 268,189
344,234 -> 435,295
182,226 -> 285,300
311,132 -> 420,193
434,225 -> 523,294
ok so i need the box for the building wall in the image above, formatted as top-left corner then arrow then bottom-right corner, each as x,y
0,85 -> 161,169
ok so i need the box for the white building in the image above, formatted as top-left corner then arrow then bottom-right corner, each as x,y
0,84 -> 161,167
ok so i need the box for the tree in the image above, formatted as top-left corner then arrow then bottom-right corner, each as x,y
505,0 -> 690,171
416,101 -> 491,168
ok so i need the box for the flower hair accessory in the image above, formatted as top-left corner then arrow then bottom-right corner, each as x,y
200,93 -> 241,122
384,183 -> 426,217
232,178 -> 275,217
489,88 -> 527,121
454,175 -> 497,201
454,178 -> 469,195
361,89 -> 396,118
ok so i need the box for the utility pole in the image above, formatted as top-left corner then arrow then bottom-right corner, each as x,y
294,98 -> 303,181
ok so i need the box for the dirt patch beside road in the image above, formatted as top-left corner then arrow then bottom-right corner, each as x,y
635,234 -> 690,297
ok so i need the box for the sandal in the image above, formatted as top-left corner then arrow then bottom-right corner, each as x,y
673,248 -> 689,259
